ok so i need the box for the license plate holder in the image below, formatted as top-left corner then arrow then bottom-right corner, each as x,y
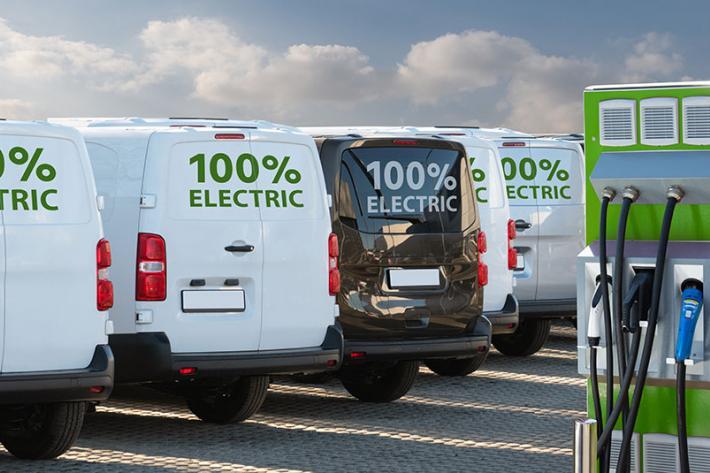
182,289 -> 246,313
387,268 -> 441,289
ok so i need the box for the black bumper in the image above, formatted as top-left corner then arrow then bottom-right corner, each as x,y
343,317 -> 491,363
0,345 -> 113,404
484,294 -> 519,335
110,325 -> 343,383
519,298 -> 577,318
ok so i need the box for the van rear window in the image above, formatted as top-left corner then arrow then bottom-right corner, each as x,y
338,146 -> 476,234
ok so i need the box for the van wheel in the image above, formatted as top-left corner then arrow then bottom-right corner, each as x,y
0,402 -> 86,459
493,318 -> 551,356
425,352 -> 488,376
187,376 -> 269,424
341,361 -> 419,402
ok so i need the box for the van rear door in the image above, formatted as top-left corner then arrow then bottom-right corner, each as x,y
499,140 -> 539,302
251,136 -> 332,350
531,143 -> 585,301
148,130 -> 263,353
1,131 -> 103,372
337,139 -> 479,339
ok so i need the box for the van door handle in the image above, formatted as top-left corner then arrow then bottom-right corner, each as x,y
225,244 -> 255,253
515,219 -> 533,231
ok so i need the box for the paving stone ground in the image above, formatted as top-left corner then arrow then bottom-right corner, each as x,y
0,323 -> 585,472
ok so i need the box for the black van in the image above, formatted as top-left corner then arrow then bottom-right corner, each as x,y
313,134 -> 491,402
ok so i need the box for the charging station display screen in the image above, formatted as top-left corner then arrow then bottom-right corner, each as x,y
338,146 -> 475,234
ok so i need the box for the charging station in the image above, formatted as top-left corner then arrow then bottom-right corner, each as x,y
576,82 -> 710,472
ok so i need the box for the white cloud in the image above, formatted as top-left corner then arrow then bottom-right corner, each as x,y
622,32 -> 684,82
397,30 -> 597,132
0,98 -> 34,120
397,30 -> 535,103
0,17 -> 690,132
0,18 -> 139,91
132,18 -> 378,114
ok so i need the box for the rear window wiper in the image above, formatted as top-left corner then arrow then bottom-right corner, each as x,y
368,213 -> 425,223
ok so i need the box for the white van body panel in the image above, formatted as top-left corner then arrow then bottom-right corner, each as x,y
56,119 -> 335,355
472,129 -> 585,310
300,126 -> 515,314
0,122 -> 106,373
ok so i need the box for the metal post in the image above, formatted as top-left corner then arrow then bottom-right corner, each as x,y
574,418 -> 597,473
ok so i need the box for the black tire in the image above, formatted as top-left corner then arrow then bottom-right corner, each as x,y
0,402 -> 86,459
341,361 -> 419,402
425,352 -> 488,376
493,318 -> 552,356
187,375 -> 269,424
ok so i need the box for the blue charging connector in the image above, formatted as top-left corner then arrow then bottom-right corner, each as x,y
675,279 -> 704,362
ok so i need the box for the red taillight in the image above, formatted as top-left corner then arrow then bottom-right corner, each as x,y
97,239 -> 113,311
506,219 -> 517,270
507,219 -> 517,241
328,233 -> 340,296
478,261 -> 489,287
508,246 -> 519,270
89,386 -> 106,394
350,351 -> 366,359
97,239 -> 112,269
477,231 -> 487,254
137,233 -> 167,301
214,133 -> 245,140
179,367 -> 197,376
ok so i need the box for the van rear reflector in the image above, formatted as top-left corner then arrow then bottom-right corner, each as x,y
215,133 -> 246,140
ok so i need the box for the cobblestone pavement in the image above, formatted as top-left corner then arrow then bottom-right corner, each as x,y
0,323 -> 584,472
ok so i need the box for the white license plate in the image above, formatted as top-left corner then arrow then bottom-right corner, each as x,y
388,268 -> 440,288
182,289 -> 245,313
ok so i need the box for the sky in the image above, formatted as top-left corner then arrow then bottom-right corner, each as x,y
0,0 -> 708,133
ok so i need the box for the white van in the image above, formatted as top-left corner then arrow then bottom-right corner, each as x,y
0,121 -> 113,459
470,128 -> 585,355
52,117 -> 342,424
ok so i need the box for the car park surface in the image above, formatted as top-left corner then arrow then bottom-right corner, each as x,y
0,323 -> 583,471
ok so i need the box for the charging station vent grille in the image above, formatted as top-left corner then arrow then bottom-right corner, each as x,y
642,107 -> 676,140
684,97 -> 710,144
609,431 -> 640,473
689,436 -> 710,471
643,434 -> 677,472
601,107 -> 634,142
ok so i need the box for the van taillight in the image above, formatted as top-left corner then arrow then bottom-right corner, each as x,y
477,231 -> 487,254
97,239 -> 113,311
507,219 -> 518,270
328,233 -> 340,296
136,233 -> 166,301
478,261 -> 489,287
507,219 -> 517,240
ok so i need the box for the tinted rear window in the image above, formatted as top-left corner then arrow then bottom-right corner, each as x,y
338,146 -> 476,234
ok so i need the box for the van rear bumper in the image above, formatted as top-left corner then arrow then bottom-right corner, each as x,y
0,345 -> 113,404
484,294 -> 519,335
343,317 -> 491,363
110,326 -> 343,383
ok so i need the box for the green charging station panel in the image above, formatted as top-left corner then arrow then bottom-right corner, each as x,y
584,83 -> 710,243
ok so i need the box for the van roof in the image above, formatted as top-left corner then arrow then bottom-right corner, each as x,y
0,120 -> 84,141
49,117 -> 302,134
